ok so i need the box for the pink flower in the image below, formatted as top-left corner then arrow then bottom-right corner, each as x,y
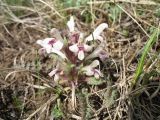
85,23 -> 108,42
37,38 -> 66,59
69,43 -> 92,60
86,45 -> 108,61
82,60 -> 103,79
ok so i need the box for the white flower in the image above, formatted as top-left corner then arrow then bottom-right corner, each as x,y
37,38 -> 63,52
86,46 -> 103,60
85,23 -> 108,42
82,60 -> 103,79
86,44 -> 108,61
67,16 -> 75,32
37,38 -> 66,59
69,43 -> 92,60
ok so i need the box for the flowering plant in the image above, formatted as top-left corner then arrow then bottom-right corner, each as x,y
36,16 -> 108,108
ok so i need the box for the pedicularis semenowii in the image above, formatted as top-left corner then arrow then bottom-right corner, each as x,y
36,16 -> 108,108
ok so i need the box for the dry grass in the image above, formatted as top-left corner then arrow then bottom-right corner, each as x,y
0,0 -> 160,120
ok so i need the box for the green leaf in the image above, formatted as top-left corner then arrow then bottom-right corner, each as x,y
59,0 -> 88,8
87,77 -> 105,85
13,96 -> 23,110
51,104 -> 63,119
133,28 -> 159,86
108,4 -> 122,23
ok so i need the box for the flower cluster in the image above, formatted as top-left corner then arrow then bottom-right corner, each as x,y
36,16 -> 108,86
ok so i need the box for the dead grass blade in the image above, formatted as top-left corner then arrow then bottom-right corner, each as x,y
5,70 -> 28,81
37,0 -> 64,19
87,0 -> 159,5
26,83 -> 50,89
116,4 -> 149,37
25,95 -> 58,120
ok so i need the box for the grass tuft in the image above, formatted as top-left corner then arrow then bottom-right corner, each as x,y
133,28 -> 159,87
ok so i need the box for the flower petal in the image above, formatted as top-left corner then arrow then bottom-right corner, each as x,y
54,74 -> 59,82
53,41 -> 63,50
94,69 -> 103,78
78,50 -> 84,60
86,46 -> 103,60
82,66 -> 94,76
90,60 -> 100,68
93,23 -> 108,37
36,40 -> 43,46
45,47 -> 52,53
51,49 -> 67,59
69,44 -> 79,53
79,33 -> 84,39
94,72 -> 100,79
48,69 -> 58,77
85,23 -> 108,42
36,38 -> 54,53
85,33 -> 103,42
37,39 -> 50,50
95,36 -> 103,42
43,38 -> 54,45
84,44 -> 92,52
85,34 -> 94,42
98,50 -> 108,61
67,16 -> 75,32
